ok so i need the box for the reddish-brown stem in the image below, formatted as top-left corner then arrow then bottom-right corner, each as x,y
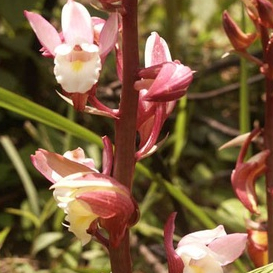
108,0 -> 140,272
264,77 -> 273,263
260,25 -> 273,262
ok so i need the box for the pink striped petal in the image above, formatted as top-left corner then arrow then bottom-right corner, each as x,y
209,233 -> 247,265
145,32 -> 172,67
31,149 -> 94,183
99,12 -> 119,61
143,62 -> 193,102
62,0 -> 93,45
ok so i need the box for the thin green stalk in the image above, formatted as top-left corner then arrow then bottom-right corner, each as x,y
109,0 -> 140,272
239,5 -> 250,135
164,0 -> 180,58
171,96 -> 188,171
240,57 -> 250,134
0,135 -> 40,216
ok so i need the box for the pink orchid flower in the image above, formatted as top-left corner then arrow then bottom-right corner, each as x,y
134,32 -> 193,102
164,213 -> 247,273
31,147 -> 138,247
231,128 -> 270,214
25,0 -> 118,110
135,32 -> 187,160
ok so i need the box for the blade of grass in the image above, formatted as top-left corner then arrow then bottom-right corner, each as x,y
239,5 -> 250,135
0,87 -> 102,147
6,208 -> 40,228
171,96 -> 188,170
1,135 -> 40,216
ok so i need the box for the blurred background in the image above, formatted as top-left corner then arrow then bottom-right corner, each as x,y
0,0 -> 265,272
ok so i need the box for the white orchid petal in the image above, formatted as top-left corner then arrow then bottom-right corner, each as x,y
54,48 -> 101,93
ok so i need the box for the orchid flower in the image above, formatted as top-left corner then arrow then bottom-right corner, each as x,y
31,147 -> 138,247
135,32 -> 192,160
25,0 -> 118,110
164,213 -> 247,273
231,128 -> 270,214
134,32 -> 193,102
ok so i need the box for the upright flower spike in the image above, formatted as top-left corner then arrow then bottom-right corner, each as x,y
25,0 -> 118,111
164,213 -> 247,273
31,147 -> 138,247
231,129 -> 270,214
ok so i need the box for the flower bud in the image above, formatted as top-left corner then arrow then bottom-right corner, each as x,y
222,10 -> 256,51
257,0 -> 273,28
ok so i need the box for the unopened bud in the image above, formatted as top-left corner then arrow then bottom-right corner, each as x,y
222,10 -> 256,51
257,0 -> 273,28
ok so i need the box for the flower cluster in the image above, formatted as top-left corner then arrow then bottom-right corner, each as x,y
26,0 -> 193,250
31,146 -> 138,247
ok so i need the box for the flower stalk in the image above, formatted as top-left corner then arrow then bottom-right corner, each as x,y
109,0 -> 140,271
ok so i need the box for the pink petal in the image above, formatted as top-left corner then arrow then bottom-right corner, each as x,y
145,32 -> 172,67
79,186 -> 136,247
99,12 -> 119,61
164,213 -> 184,273
144,62 -> 193,102
209,233 -> 247,265
136,104 -> 165,159
178,225 -> 226,247
31,149 -> 92,183
24,11 -> 61,56
62,0 -> 93,45
102,136 -> 114,175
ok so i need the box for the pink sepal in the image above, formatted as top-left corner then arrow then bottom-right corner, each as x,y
231,150 -> 270,214
145,32 -> 172,66
164,213 -> 184,273
61,0 -> 93,45
136,104 -> 165,160
231,128 -> 270,214
102,136 -> 114,175
79,189 -> 134,247
99,12 -> 119,62
142,62 -> 193,102
209,233 -> 248,265
31,148 -> 96,183
24,11 -> 61,56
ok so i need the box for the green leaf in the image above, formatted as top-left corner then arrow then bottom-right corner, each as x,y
1,135 -> 40,216
31,232 -> 63,255
6,207 -> 40,228
0,87 -> 102,147
247,263 -> 273,273
0,227 -> 11,249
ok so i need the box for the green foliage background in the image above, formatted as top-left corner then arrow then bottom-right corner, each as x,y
0,0 -> 266,272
